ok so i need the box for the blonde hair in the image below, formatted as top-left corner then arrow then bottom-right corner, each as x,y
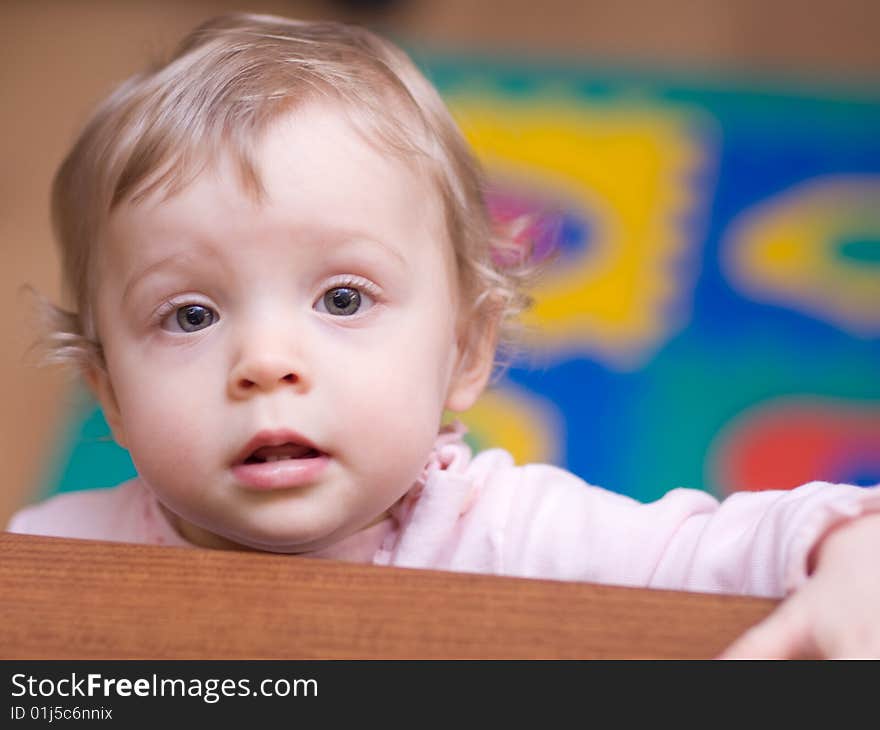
40,12 -> 534,373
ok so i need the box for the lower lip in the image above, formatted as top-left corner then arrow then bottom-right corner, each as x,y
231,455 -> 329,490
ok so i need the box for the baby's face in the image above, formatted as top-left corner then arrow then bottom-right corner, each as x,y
89,102 -> 483,552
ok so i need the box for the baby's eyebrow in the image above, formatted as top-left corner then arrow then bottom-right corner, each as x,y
122,253 -> 198,304
121,233 -> 407,304
333,236 -> 407,266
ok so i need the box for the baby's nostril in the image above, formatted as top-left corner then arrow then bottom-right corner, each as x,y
282,373 -> 297,383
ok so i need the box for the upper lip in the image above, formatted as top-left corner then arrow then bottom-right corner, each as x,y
233,429 -> 323,465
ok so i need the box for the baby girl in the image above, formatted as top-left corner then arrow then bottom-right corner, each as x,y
8,12 -> 880,658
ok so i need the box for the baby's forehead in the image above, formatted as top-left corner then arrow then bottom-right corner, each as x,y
261,103 -> 434,188
112,97 -> 436,215
101,105 -> 450,266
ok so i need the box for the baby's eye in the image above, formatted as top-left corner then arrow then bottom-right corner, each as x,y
316,286 -> 373,316
171,304 -> 217,332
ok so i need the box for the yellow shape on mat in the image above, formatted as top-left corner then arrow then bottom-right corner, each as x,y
449,93 -> 708,369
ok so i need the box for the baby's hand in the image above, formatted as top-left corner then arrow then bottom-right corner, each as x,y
719,512 -> 880,659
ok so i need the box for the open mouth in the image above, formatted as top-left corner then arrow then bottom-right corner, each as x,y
243,443 -> 323,464
232,433 -> 329,490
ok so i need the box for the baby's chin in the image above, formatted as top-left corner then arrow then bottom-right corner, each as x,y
193,516 -> 374,555
189,525 -> 342,554
220,532 -> 335,554
158,501 -> 349,553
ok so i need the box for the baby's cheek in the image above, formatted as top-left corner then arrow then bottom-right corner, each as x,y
364,375 -> 442,430
118,384 -> 209,476
353,381 -> 444,474
132,412 -> 201,478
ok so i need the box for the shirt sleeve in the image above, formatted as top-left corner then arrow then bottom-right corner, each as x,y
5,487 -> 130,542
492,463 -> 880,597
4,480 -> 189,547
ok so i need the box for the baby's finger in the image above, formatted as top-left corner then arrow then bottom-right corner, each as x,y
717,602 -> 813,659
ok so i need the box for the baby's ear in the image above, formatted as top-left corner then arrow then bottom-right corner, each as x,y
83,365 -> 128,449
445,310 -> 500,413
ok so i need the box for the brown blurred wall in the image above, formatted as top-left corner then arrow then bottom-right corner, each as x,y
2,0 -> 878,526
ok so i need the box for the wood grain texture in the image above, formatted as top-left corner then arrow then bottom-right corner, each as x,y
0,532 -> 777,659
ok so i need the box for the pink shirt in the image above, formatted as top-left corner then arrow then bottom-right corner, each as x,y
8,427 -> 880,598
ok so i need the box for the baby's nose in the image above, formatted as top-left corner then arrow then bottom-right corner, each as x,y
228,354 -> 307,398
